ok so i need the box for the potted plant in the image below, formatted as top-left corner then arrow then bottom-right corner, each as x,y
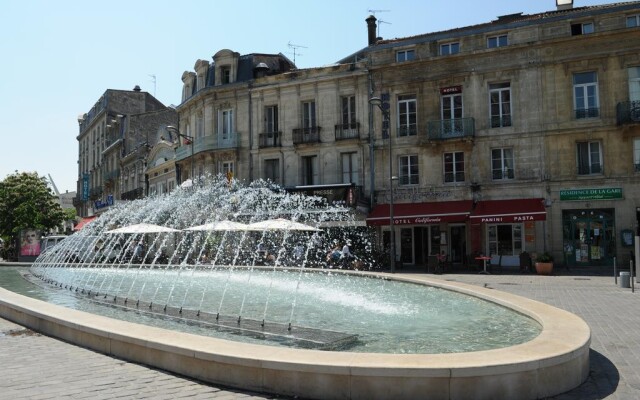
534,252 -> 554,275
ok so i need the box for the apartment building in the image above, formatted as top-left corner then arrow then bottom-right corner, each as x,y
75,86 -> 177,216
353,1 -> 640,268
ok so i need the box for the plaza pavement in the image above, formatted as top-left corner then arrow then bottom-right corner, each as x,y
1,265 -> 639,399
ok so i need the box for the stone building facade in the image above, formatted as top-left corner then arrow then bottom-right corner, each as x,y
355,1 -> 640,268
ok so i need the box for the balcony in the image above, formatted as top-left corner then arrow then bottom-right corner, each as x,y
426,118 -> 475,141
292,127 -> 321,145
334,123 -> 360,140
259,131 -> 281,148
574,107 -> 599,119
121,187 -> 144,201
616,101 -> 640,125
175,134 -> 238,161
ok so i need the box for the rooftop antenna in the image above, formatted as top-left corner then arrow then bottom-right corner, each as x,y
148,74 -> 156,97
377,19 -> 391,37
367,9 -> 389,16
287,41 -> 307,65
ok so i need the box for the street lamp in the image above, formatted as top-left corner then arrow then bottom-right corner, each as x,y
166,126 -> 194,185
369,96 -> 397,273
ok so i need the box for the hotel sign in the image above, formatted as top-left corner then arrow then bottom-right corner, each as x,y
559,188 -> 622,201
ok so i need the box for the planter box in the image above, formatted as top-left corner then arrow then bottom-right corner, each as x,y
535,262 -> 553,275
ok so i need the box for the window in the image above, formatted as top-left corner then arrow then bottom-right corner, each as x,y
440,42 -> 460,55
630,67 -> 640,102
221,67 -> 231,84
444,152 -> 465,183
627,15 -> 640,28
264,159 -> 280,183
265,105 -> 278,133
196,113 -> 204,138
489,82 -> 512,127
302,101 -> 316,129
573,72 -> 599,118
341,96 -> 356,127
441,92 -> 463,134
301,155 -> 318,185
341,152 -> 359,184
571,22 -> 594,35
221,161 -> 234,175
487,34 -> 507,48
577,141 -> 602,175
396,49 -> 415,62
219,109 -> 234,140
634,139 -> 640,172
488,225 -> 522,256
399,155 -> 419,185
397,95 -> 417,136
492,148 -> 514,180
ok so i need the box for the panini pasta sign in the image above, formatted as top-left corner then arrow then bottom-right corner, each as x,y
559,188 -> 622,201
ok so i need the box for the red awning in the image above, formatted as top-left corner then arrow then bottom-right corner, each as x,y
366,200 -> 473,226
74,216 -> 97,231
470,198 -> 547,223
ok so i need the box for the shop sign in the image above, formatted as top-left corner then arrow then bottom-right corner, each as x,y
559,188 -> 622,201
440,85 -> 462,94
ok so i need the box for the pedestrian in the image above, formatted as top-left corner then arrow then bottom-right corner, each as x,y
341,240 -> 353,268
133,241 -> 144,262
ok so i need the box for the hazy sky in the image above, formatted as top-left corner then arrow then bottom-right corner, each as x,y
0,0 -> 622,193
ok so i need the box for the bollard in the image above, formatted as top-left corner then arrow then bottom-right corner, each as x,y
620,271 -> 631,288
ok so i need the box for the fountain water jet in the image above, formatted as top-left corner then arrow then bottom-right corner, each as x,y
0,175 -> 590,399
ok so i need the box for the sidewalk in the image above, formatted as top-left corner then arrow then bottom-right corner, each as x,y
1,267 -> 639,399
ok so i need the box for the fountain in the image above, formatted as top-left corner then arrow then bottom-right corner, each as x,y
0,176 -> 590,399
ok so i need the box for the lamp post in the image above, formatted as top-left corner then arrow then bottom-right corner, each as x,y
369,96 -> 397,273
167,126 -> 194,184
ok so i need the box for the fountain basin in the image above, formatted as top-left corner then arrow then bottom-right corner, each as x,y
0,271 -> 590,400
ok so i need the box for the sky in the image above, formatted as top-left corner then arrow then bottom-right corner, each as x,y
0,0 -> 623,194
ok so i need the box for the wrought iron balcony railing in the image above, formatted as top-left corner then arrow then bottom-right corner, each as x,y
427,118 -> 475,141
259,131 -> 281,148
575,107 -> 600,119
175,134 -> 238,161
104,169 -> 120,182
292,127 -> 321,144
334,122 -> 360,140
616,100 -> 640,125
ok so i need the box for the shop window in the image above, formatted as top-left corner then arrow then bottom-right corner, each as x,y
488,224 -> 522,256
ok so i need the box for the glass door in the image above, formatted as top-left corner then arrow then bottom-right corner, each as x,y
563,209 -> 615,266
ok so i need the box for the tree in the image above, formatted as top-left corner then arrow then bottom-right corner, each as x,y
0,172 -> 66,241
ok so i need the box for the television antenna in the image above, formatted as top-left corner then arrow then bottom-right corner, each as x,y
287,41 -> 307,65
378,20 -> 391,37
367,9 -> 389,16
148,74 -> 156,97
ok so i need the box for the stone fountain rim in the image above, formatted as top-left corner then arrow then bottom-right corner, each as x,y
0,266 -> 590,399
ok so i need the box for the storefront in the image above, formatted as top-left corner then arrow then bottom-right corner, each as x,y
562,209 -> 616,267
468,198 -> 547,257
366,200 -> 472,265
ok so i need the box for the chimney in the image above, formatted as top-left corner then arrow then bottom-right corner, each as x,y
366,15 -> 377,46
556,0 -> 573,11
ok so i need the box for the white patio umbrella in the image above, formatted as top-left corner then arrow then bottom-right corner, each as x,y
106,223 -> 180,234
183,220 -> 248,232
246,218 -> 320,232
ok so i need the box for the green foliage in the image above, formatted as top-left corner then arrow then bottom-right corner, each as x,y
63,207 -> 77,222
0,172 -> 66,240
535,251 -> 554,263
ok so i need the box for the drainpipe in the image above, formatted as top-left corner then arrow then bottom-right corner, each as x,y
368,71 -> 375,211
248,86 -> 253,181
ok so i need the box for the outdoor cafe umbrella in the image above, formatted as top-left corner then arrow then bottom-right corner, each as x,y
183,220 -> 248,232
245,218 -> 320,232
105,223 -> 180,234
